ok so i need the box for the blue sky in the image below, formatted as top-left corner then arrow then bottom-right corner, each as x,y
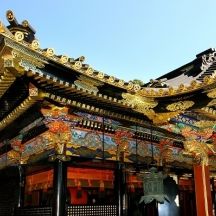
1,1 -> 216,83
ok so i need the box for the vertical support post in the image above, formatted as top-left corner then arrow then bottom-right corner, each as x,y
194,164 -> 213,216
211,178 -> 216,216
102,116 -> 105,161
115,162 -> 125,216
17,165 -> 25,208
53,159 -> 67,216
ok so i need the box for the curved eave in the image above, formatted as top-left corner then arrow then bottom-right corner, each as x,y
0,27 -> 138,92
137,76 -> 216,99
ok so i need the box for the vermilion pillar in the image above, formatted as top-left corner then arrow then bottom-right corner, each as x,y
194,164 -> 213,216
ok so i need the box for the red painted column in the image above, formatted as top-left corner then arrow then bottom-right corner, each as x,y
194,164 -> 213,216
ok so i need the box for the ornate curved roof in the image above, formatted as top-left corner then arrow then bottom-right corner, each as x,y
1,10 -> 216,169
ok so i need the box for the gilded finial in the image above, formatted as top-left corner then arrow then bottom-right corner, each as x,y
6,10 -> 36,43
6,10 -> 18,25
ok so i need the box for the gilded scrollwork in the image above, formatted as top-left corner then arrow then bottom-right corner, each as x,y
194,120 -> 216,128
121,93 -> 158,111
183,140 -> 209,165
126,82 -> 134,91
121,93 -> 179,124
4,37 -> 47,65
166,100 -> 194,111
207,99 -> 216,106
147,111 -> 180,125
207,88 -> 216,98
74,75 -> 104,94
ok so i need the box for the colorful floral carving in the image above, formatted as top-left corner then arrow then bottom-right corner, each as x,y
48,121 -> 71,155
114,129 -> 134,152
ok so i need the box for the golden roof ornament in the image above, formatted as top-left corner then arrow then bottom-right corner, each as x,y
14,31 -> 24,42
59,55 -> 69,64
6,10 -> 36,43
31,40 -> 40,50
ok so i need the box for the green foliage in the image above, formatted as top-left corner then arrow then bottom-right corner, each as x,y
130,79 -> 144,86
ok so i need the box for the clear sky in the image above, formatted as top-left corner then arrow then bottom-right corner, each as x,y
1,0 -> 216,83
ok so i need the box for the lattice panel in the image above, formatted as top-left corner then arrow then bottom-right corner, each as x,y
67,205 -> 117,216
0,206 -> 13,216
15,207 -> 52,216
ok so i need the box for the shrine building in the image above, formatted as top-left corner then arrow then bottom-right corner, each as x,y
0,10 -> 216,216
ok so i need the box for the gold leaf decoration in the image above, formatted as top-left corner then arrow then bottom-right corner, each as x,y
166,100 -> 194,111
73,61 -> 82,70
190,80 -> 198,88
203,76 -> 210,84
126,82 -> 134,90
118,79 -> 125,87
31,40 -> 40,50
207,99 -> 216,106
194,120 -> 216,128
97,72 -> 104,79
108,76 -> 115,83
183,140 -> 210,165
121,93 -> 158,112
176,84 -> 185,92
158,89 -> 164,95
167,87 -> 174,95
60,55 -> 69,64
74,75 -> 103,94
44,48 -> 55,57
15,31 -> 24,42
147,111 -> 180,125
86,67 -> 94,75
0,22 -> 5,33
207,89 -> 216,98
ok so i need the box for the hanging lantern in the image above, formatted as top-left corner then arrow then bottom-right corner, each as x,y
139,167 -> 169,204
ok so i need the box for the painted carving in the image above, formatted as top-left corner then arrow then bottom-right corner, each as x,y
48,121 -> 71,155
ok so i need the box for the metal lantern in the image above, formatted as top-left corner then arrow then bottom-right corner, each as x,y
139,167 -> 169,204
